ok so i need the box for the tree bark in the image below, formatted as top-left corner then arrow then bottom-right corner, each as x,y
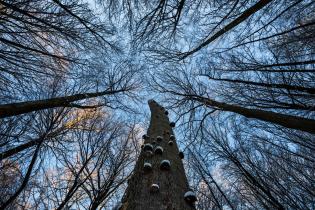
206,76 -> 315,94
121,100 -> 195,210
0,140 -> 39,160
0,89 -> 126,118
191,96 -> 315,134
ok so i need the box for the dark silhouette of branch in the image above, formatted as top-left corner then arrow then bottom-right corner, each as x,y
180,0 -> 272,59
0,89 -> 129,118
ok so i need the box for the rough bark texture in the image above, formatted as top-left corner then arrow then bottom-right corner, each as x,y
121,100 -> 195,210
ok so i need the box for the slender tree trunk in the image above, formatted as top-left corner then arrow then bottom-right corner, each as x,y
0,89 -> 126,118
0,142 -> 42,209
191,96 -> 315,134
206,76 -> 315,94
56,156 -> 94,210
0,140 -> 39,160
121,100 -> 195,210
182,0 -> 272,59
230,157 -> 284,210
192,151 -> 235,210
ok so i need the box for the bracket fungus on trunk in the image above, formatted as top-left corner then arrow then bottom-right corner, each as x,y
169,122 -> 176,127
179,151 -> 184,159
143,143 -> 153,152
150,184 -> 160,193
160,160 -> 171,170
123,101 -> 194,209
154,146 -> 164,155
156,136 -> 163,142
164,110 -> 168,115
184,191 -> 197,204
143,162 -> 153,173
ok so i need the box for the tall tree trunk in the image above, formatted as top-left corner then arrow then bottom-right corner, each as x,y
120,100 -> 195,210
0,89 -> 126,118
191,96 -> 315,134
206,76 -> 315,94
0,142 -> 42,209
0,139 -> 39,160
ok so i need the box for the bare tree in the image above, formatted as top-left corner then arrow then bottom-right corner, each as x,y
1,106 -> 139,209
0,65 -> 138,118
1,0 -> 315,209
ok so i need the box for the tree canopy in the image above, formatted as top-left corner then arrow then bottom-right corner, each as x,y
0,0 -> 314,209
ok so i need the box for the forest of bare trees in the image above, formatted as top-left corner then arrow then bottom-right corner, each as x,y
1,0 -> 314,209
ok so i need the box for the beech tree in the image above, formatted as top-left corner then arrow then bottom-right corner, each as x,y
1,0 -> 315,209
0,1 -> 140,209
0,106 -> 139,209
184,116 -> 314,209
0,66 -> 138,118
0,0 -> 112,85
0,0 -> 139,117
130,0 -> 315,209
120,100 -> 196,210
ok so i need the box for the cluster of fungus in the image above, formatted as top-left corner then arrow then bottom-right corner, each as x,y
141,104 -> 196,203
154,146 -> 163,155
160,160 -> 171,170
179,151 -> 184,159
169,122 -> 175,127
156,136 -> 163,142
143,143 -> 154,157
143,162 -> 152,173
184,190 -> 197,205
143,143 -> 153,152
150,184 -> 160,193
